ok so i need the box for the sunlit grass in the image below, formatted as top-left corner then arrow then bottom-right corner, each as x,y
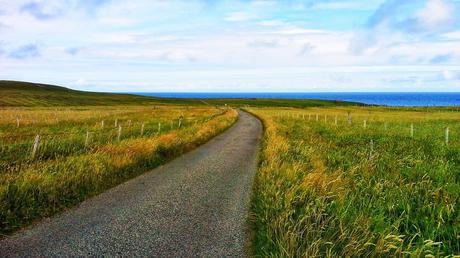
0,105 -> 238,234
249,106 -> 459,257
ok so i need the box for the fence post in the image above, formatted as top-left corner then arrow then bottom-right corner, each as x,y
117,126 -> 122,141
85,131 -> 91,147
141,123 -> 145,136
128,120 -> 132,127
101,120 -> 105,129
347,111 -> 352,125
316,114 -> 319,122
31,134 -> 41,158
158,122 -> 161,134
178,116 -> 183,128
370,139 -> 374,152
324,115 -> 327,123
445,127 -> 449,145
16,117 -> 20,127
384,121 -> 387,130
363,120 -> 367,129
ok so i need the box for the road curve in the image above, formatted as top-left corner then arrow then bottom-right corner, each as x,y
0,110 -> 262,257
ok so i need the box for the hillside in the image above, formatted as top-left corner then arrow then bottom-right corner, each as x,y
0,80 -> 360,107
0,81 -> 169,106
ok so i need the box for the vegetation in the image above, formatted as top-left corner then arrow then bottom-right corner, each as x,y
0,104 -> 238,234
0,80 -> 166,106
0,80 -> 358,108
249,106 -> 460,257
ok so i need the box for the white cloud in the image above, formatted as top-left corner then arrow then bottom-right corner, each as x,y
1,0 -> 460,92
257,20 -> 288,27
441,70 -> 460,80
416,0 -> 454,29
442,30 -> 460,39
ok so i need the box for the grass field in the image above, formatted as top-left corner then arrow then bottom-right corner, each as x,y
0,80 -> 358,108
0,80 -> 357,236
248,106 -> 460,257
0,103 -> 238,234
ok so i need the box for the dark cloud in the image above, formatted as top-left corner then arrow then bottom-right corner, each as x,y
8,44 -> 40,59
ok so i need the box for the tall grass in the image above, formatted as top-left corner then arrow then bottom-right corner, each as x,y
249,107 -> 459,257
0,106 -> 223,168
0,106 -> 238,234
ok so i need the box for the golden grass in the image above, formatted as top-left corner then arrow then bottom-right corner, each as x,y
0,106 -> 238,234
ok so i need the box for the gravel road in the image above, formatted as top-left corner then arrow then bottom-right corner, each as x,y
0,110 -> 262,258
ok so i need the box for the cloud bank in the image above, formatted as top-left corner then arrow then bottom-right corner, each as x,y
0,0 -> 459,92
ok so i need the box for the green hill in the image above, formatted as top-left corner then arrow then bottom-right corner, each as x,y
0,80 -> 360,107
0,80 -> 168,106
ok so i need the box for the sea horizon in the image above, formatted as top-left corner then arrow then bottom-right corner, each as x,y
129,92 -> 460,107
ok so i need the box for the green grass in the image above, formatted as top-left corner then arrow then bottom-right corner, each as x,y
249,107 -> 460,257
0,102 -> 238,234
0,80 -> 359,108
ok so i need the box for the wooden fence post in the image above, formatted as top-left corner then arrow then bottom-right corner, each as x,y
16,117 -> 20,127
117,126 -> 122,141
158,122 -> 161,134
85,131 -> 91,147
101,120 -> 105,129
347,111 -> 352,125
141,123 -> 145,136
31,134 -> 41,158
316,114 -> 319,122
363,120 -> 367,129
445,127 -> 449,145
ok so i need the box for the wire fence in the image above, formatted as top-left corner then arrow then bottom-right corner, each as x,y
275,111 -> 460,146
0,110 -> 227,168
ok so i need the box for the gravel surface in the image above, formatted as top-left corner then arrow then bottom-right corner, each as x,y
0,110 -> 262,258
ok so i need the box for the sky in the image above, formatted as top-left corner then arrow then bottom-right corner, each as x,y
0,0 -> 460,92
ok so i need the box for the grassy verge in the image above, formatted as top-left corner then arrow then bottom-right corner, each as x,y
0,107 -> 238,235
249,107 -> 459,257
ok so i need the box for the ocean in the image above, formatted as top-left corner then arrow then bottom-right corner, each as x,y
132,92 -> 460,107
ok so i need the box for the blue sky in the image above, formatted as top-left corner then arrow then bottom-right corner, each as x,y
0,0 -> 460,92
